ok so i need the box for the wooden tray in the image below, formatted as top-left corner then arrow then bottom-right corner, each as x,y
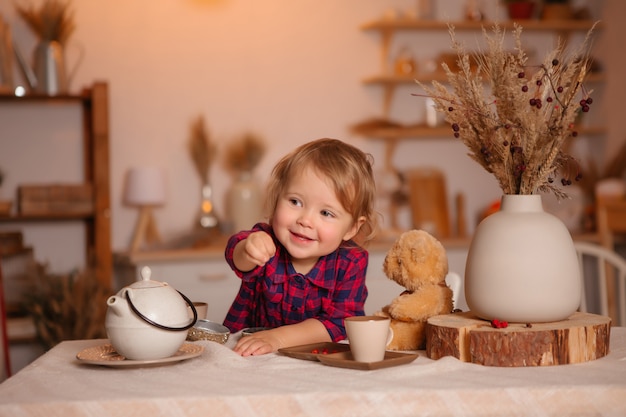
278,342 -> 350,361
318,351 -> 418,371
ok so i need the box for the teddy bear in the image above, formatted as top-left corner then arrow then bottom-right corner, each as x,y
375,229 -> 453,351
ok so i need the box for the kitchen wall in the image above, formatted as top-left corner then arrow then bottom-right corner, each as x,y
0,0 -> 623,273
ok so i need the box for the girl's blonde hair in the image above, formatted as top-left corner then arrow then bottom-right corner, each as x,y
265,138 -> 378,244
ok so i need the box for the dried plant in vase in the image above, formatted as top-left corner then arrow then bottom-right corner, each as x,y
187,115 -> 216,185
224,133 -> 266,232
187,115 -> 219,230
21,265 -> 109,349
224,132 -> 266,176
417,24 -> 597,199
15,0 -> 75,44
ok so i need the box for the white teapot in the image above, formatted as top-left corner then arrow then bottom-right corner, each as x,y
105,266 -> 197,360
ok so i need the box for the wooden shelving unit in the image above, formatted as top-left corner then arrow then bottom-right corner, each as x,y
354,17 -> 605,232
355,17 -> 604,163
361,19 -> 602,74
355,18 -> 603,146
0,81 -> 112,288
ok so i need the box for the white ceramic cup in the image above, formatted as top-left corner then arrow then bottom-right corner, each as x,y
345,316 -> 393,362
188,302 -> 208,320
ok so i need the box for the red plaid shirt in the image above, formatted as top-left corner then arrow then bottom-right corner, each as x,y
222,223 -> 368,341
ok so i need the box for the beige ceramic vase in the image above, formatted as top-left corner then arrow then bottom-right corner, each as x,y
228,171 -> 262,232
464,194 -> 581,323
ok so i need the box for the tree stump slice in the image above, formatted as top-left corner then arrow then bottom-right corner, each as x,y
426,311 -> 611,367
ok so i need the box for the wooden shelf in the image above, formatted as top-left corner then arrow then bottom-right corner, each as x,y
354,124 -> 606,140
354,125 -> 451,139
361,18 -> 601,32
0,213 -> 95,222
0,92 -> 90,102
363,72 -> 449,84
114,242 -> 228,265
370,232 -> 601,251
0,82 -> 112,287
362,71 -> 605,86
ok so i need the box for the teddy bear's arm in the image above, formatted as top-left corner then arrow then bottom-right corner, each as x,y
387,285 -> 453,322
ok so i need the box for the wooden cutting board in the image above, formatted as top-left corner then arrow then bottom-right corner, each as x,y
406,168 -> 450,238
426,311 -> 611,366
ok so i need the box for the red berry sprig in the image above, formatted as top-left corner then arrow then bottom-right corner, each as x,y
580,97 -> 593,113
491,319 -> 508,329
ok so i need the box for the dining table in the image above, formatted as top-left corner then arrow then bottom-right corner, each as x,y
0,326 -> 625,417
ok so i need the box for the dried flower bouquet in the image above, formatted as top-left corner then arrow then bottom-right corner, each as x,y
418,24 -> 597,198
16,0 -> 75,44
224,132 -> 266,175
188,115 -> 216,185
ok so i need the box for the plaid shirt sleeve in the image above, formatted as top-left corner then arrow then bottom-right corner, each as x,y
223,223 -> 283,332
222,224 -> 265,332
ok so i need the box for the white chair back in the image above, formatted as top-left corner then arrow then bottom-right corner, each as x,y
574,241 -> 626,326
445,272 -> 463,310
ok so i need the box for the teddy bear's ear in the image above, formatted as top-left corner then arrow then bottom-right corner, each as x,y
383,248 -> 401,279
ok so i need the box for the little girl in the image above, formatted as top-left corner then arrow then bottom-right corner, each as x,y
223,138 -> 378,356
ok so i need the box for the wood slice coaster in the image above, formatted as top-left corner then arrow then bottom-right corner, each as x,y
426,311 -> 611,367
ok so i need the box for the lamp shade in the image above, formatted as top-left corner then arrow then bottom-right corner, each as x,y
124,167 -> 166,206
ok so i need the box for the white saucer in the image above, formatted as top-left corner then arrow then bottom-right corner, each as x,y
76,343 -> 203,367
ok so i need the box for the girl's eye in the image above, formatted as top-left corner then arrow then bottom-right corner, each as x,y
321,210 -> 335,218
289,198 -> 302,207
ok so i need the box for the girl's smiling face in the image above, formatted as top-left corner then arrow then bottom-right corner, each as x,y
271,168 -> 364,274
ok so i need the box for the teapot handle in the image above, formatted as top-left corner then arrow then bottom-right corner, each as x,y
125,290 -> 197,331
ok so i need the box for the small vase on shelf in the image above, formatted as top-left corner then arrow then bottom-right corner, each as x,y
227,171 -> 262,233
464,194 -> 581,323
541,0 -> 572,20
505,1 -> 536,20
222,132 -> 266,232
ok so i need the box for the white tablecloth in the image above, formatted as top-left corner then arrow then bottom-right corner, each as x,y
1,327 -> 625,417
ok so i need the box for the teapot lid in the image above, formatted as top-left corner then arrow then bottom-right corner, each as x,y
129,266 -> 168,289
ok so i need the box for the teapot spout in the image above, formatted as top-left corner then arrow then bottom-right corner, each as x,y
106,295 -> 124,317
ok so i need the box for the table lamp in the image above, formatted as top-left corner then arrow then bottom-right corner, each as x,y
124,167 -> 166,252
